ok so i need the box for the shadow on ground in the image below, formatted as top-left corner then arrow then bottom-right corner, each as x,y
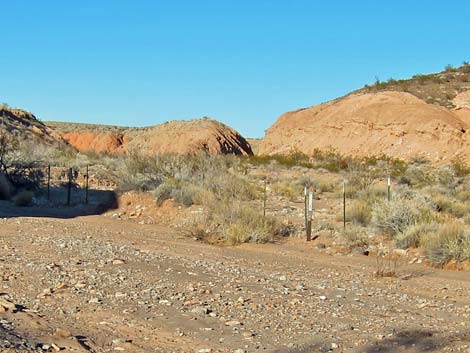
271,330 -> 470,353
0,187 -> 118,219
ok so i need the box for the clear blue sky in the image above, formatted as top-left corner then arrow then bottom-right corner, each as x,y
2,1 -> 470,137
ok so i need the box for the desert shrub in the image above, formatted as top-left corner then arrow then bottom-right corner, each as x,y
248,152 -> 313,169
344,170 -> 378,198
118,154 -> 163,191
13,190 -> 33,207
451,159 -> 470,177
296,175 -> 314,189
371,197 -> 422,237
423,222 -> 470,265
436,167 -> 455,186
456,187 -> 470,202
207,202 -> 281,244
272,181 -> 298,200
0,173 -> 13,200
207,173 -> 259,201
154,179 -> 202,207
398,164 -> 433,187
340,225 -> 370,248
431,193 -> 470,218
313,222 -> 337,233
357,183 -> 388,203
311,148 -> 350,172
395,222 -> 439,249
312,177 -> 336,193
345,200 -> 371,226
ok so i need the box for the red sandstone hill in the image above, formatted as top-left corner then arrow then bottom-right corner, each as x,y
47,118 -> 253,156
259,91 -> 470,162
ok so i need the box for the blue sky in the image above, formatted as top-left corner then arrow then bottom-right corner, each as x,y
2,1 -> 470,137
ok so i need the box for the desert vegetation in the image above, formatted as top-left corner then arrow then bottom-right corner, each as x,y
3,128 -> 470,268
361,62 -> 470,108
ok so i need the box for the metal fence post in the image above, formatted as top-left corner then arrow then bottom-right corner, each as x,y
85,165 -> 89,204
306,191 -> 313,241
47,165 -> 51,201
67,168 -> 72,206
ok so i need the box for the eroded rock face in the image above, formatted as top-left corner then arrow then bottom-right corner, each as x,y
259,91 -> 470,162
60,132 -> 126,154
56,118 -> 253,156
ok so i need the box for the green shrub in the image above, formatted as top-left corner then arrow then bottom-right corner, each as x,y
13,190 -> 33,207
311,148 -> 350,172
248,152 -> 313,168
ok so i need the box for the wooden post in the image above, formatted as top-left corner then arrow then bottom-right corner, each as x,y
263,177 -> 267,218
85,165 -> 89,204
306,191 -> 313,241
343,181 -> 346,229
67,168 -> 72,206
47,165 -> 51,201
387,176 -> 391,201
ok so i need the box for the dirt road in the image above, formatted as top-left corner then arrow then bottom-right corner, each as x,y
0,215 -> 469,352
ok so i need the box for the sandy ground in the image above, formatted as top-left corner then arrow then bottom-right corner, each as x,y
0,210 -> 469,353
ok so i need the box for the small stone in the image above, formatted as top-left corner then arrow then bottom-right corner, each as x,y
55,328 -> 72,338
191,306 -> 209,316
225,320 -> 241,327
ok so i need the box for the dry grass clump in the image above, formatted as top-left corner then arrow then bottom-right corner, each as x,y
429,192 -> 470,218
423,222 -> 470,265
197,200 -> 284,245
271,181 -> 297,201
395,222 -> 439,249
340,225 -> 370,248
340,200 -> 371,226
154,179 -> 201,206
312,177 -> 336,193
13,190 -> 33,207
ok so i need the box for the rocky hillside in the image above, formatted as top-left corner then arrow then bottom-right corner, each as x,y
260,64 -> 470,162
47,118 -> 253,156
0,105 -> 67,147
359,63 -> 470,108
